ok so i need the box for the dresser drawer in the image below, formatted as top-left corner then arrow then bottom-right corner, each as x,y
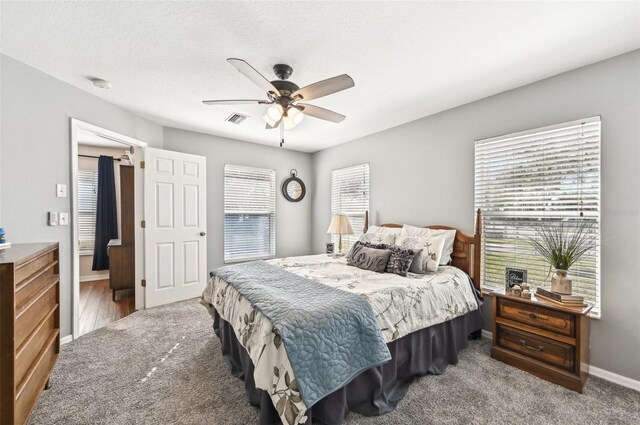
15,261 -> 57,310
15,332 -> 58,425
14,250 -> 57,284
15,306 -> 57,390
497,325 -> 575,371
15,279 -> 58,350
497,298 -> 575,337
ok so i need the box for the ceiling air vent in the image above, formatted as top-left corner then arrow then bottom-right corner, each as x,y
225,113 -> 249,125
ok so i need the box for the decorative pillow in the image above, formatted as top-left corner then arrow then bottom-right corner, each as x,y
385,246 -> 421,277
402,225 -> 456,265
427,229 -> 456,265
358,232 -> 396,245
346,241 -> 387,260
395,234 -> 445,273
347,245 -> 392,273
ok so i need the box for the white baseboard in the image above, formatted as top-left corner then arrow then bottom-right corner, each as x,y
60,335 -> 73,345
80,274 -> 109,282
590,366 -> 640,392
479,329 -> 640,392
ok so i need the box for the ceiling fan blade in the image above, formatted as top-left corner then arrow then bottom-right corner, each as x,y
227,58 -> 281,97
296,103 -> 346,123
292,74 -> 354,101
202,99 -> 271,105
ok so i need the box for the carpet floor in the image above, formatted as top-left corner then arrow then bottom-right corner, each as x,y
29,298 -> 639,425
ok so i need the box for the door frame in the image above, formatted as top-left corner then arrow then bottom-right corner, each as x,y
70,118 -> 148,340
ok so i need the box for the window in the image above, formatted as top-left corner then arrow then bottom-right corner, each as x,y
78,170 -> 98,255
475,117 -> 601,314
330,163 -> 370,249
224,164 -> 276,262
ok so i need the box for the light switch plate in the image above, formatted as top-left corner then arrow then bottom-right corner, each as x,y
56,184 -> 67,198
59,212 -> 69,226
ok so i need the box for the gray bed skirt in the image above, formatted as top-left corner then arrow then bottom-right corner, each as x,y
212,292 -> 483,425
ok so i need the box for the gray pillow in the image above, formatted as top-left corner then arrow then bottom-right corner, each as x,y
347,244 -> 392,273
385,246 -> 421,277
346,241 -> 388,260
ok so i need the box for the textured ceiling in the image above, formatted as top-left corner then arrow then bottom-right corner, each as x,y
1,1 -> 639,152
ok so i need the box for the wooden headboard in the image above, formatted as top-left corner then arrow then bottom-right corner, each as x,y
363,209 -> 482,291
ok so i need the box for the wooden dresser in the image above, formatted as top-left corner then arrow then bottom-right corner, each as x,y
0,243 -> 60,425
491,288 -> 591,393
108,164 -> 135,301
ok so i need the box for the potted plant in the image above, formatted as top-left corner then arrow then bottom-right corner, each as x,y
528,219 -> 596,295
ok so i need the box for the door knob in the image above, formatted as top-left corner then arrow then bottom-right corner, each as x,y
200,231 -> 206,236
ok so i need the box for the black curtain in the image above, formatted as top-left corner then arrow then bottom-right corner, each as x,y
92,156 -> 118,270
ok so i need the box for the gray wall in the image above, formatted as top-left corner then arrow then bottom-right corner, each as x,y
0,54 -> 164,337
312,50 -> 640,381
163,127 -> 313,270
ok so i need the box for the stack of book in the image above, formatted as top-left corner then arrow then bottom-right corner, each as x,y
535,287 -> 587,308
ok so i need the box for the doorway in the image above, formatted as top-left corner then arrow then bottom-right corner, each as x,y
70,119 -> 147,339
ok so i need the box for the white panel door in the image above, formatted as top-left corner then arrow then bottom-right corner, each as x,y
144,147 -> 207,307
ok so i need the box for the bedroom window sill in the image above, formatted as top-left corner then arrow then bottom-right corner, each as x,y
224,255 -> 276,264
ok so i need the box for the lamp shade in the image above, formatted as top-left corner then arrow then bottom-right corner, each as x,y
326,214 -> 354,235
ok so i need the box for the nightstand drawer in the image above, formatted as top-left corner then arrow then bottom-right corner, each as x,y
497,325 -> 575,371
498,298 -> 575,337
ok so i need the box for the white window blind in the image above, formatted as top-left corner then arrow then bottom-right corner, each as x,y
330,163 -> 370,249
224,164 -> 276,263
475,117 -> 601,314
78,170 -> 98,255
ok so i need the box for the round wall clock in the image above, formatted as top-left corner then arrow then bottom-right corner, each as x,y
282,169 -> 306,202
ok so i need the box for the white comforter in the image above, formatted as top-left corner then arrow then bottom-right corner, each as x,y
201,254 -> 479,425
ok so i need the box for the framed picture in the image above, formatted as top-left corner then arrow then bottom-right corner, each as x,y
326,242 -> 335,254
505,267 -> 527,289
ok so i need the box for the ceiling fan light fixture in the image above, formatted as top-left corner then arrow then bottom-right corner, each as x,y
266,104 -> 284,121
288,107 -> 304,126
263,112 -> 279,127
283,115 -> 296,130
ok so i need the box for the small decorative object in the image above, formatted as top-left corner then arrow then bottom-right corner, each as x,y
505,267 -> 527,290
521,289 -> 531,299
512,285 -> 522,297
529,220 -> 596,295
325,242 -> 335,254
0,227 -> 10,250
520,283 -> 530,292
326,214 -> 354,254
551,270 -> 573,295
282,169 -> 306,202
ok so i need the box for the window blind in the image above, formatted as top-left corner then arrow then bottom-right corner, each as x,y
330,163 -> 370,249
224,164 -> 276,262
475,117 -> 601,314
78,170 -> 98,255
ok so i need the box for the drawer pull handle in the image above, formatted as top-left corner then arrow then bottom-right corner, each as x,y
520,339 -> 545,352
519,311 -> 547,321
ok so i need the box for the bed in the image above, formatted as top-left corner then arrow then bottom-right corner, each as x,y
201,210 -> 484,425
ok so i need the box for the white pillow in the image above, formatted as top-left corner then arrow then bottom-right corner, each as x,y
366,225 -> 403,236
427,229 -> 456,265
402,224 -> 456,265
359,232 -> 396,245
395,234 -> 445,273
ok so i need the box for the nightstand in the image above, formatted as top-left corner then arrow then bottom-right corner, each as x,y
490,288 -> 592,393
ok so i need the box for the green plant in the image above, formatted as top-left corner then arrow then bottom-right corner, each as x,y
528,219 -> 596,272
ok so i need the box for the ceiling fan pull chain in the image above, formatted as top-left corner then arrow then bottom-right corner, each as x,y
280,121 -> 285,147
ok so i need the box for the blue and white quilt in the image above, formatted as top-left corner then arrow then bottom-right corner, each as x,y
202,254 -> 479,425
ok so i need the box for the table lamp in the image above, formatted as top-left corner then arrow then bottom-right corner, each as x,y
326,214 -> 354,254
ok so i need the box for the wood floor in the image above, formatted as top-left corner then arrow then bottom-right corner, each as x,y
79,279 -> 135,336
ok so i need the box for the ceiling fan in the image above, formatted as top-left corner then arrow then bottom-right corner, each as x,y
203,58 -> 355,147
